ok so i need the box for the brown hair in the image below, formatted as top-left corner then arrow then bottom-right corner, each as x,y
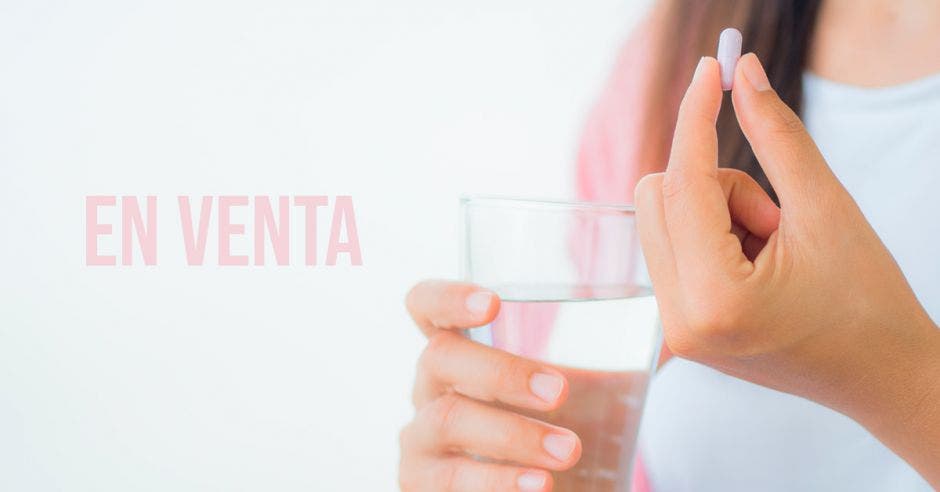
642,0 -> 823,203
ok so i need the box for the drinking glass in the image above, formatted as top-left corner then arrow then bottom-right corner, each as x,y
460,195 -> 660,492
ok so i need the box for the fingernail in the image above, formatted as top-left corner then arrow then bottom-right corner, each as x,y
543,433 -> 577,462
741,53 -> 771,92
517,471 -> 547,491
465,291 -> 494,317
529,372 -> 564,404
692,56 -> 707,82
717,27 -> 742,91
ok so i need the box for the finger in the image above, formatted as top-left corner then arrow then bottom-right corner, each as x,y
731,221 -> 769,262
731,53 -> 841,210
406,280 -> 500,337
662,57 -> 748,279
667,57 -> 723,182
413,331 -> 568,411
400,454 -> 553,492
718,168 -> 780,240
634,173 -> 682,322
719,168 -> 780,262
408,393 -> 581,470
636,172 -> 707,355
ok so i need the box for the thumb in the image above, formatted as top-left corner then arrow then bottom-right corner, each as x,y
730,53 -> 841,210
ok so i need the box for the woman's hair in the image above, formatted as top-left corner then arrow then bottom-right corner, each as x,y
576,0 -> 823,204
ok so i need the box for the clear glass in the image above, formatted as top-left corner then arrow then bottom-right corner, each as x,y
461,195 -> 660,492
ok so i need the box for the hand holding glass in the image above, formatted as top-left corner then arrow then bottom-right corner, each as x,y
461,196 -> 660,492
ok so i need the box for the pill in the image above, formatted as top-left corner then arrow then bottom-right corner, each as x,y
717,28 -> 742,91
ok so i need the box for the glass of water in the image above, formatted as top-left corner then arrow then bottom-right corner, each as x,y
461,195 -> 660,492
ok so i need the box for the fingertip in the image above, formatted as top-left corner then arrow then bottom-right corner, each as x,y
634,173 -> 665,208
407,280 -> 501,334
731,53 -> 774,142
543,471 -> 555,491
691,56 -> 722,92
735,52 -> 772,92
517,469 -> 552,492
734,52 -> 758,78
676,56 -> 723,136
542,430 -> 582,468
567,432 -> 583,469
703,55 -> 721,71
703,56 -> 723,98
569,432 -> 583,467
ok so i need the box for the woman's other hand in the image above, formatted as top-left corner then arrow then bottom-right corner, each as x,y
398,281 -> 581,492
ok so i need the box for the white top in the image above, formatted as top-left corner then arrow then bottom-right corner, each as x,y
638,71 -> 940,491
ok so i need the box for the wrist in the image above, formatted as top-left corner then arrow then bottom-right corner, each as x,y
843,311 -> 940,484
844,311 -> 937,421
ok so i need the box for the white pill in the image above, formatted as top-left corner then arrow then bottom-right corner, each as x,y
717,28 -> 743,91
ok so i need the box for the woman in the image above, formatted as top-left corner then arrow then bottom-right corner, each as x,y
399,1 -> 940,490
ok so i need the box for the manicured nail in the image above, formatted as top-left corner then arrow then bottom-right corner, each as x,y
717,27 -> 742,91
465,291 -> 494,317
543,433 -> 577,462
741,53 -> 771,92
529,372 -> 564,404
517,471 -> 547,491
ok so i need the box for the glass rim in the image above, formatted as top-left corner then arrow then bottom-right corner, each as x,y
460,194 -> 635,214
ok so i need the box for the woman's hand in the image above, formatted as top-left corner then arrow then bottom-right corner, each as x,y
399,281 -> 581,492
635,53 -> 940,485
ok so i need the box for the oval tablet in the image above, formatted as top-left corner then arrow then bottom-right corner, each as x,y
717,28 -> 742,91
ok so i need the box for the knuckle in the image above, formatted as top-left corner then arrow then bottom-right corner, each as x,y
415,348 -> 434,383
406,281 -> 434,327
686,306 -> 732,336
428,330 -> 458,352
397,467 -> 415,492
406,280 -> 436,311
427,393 -> 464,442
683,292 -> 749,343
432,460 -> 459,492
687,294 -> 731,330
661,171 -> 704,201
494,353 -> 532,394
479,464 -> 504,491
418,332 -> 456,374
416,341 -> 435,374
634,172 -> 664,201
398,436 -> 425,492
399,422 -> 416,452
406,279 -> 453,311
763,97 -> 805,137
776,111 -> 805,136
410,359 -> 424,405
405,283 -> 421,310
664,330 -> 697,359
489,416 -> 520,453
660,173 -> 687,200
718,167 -> 749,182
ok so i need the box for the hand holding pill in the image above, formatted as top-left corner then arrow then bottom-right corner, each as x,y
634,34 -> 940,487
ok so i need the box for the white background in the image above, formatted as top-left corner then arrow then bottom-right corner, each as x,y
0,1 -> 650,489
